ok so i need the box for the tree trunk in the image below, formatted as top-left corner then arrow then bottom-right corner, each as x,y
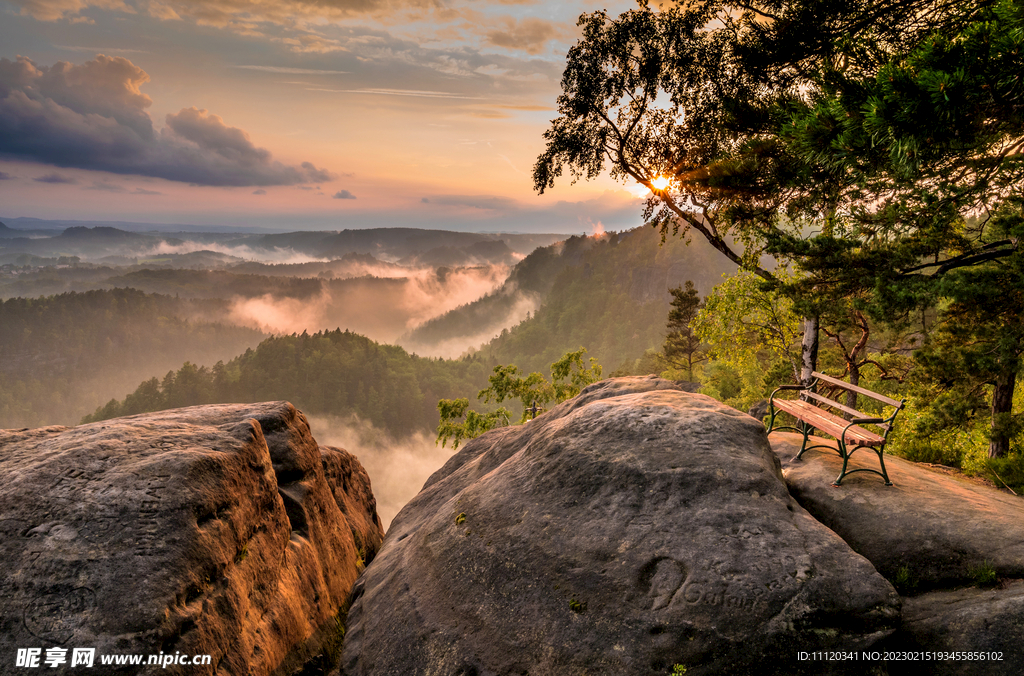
989,369 -> 1016,459
846,361 -> 860,414
800,316 -> 819,391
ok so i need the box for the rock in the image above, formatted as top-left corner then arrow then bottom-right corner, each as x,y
674,379 -> 701,393
343,377 -> 900,676
892,581 -> 1024,676
771,432 -> 1024,591
0,402 -> 383,675
747,399 -> 769,422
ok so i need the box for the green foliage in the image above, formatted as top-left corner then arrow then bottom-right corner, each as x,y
434,398 -> 511,451
568,598 -> 587,614
892,566 -> 919,595
663,281 -> 706,380
436,348 -> 603,449
694,271 -> 802,381
670,665 -> 688,675
968,561 -> 999,588
692,271 -> 803,409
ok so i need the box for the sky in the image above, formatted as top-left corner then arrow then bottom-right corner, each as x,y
0,0 -> 650,233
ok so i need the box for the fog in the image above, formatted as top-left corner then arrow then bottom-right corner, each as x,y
398,292 -> 539,359
226,264 -> 510,343
141,240 -> 327,265
306,414 -> 456,530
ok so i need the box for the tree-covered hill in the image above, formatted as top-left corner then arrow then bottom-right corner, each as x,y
0,289 -> 266,428
84,329 -> 492,436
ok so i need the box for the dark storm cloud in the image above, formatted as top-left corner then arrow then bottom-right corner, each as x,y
0,55 -> 335,187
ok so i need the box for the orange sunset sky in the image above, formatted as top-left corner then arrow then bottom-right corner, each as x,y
0,0 -> 650,232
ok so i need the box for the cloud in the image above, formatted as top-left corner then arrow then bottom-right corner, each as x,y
234,65 -> 349,74
0,171 -> 15,180
11,0 -> 438,24
12,0 -> 130,23
0,55 -> 336,187
253,188 -> 267,195
133,187 -> 161,195
34,172 -> 77,184
333,189 -> 356,199
484,17 -> 561,55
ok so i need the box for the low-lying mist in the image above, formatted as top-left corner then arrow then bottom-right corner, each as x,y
306,414 -> 456,530
227,265 -> 509,343
398,292 -> 539,359
141,240 -> 328,265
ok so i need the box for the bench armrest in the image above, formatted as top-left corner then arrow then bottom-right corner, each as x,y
775,384 -> 807,391
850,417 -> 884,425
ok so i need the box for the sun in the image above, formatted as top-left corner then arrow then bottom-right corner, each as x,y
650,176 -> 671,190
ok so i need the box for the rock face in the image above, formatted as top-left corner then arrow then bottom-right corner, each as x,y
772,432 -> 1024,673
772,432 -> 1024,590
0,402 -> 383,675
895,581 -> 1024,676
343,376 -> 900,676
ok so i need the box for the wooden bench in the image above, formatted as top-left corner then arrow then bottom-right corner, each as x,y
766,371 -> 905,486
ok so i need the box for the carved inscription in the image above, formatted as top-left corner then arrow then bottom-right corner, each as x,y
23,588 -> 96,644
134,476 -> 171,556
637,528 -> 815,614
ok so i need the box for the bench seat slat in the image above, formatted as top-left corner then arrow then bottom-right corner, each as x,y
772,398 -> 885,447
812,371 -> 902,408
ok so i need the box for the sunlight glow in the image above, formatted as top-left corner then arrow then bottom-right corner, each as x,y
650,176 -> 670,190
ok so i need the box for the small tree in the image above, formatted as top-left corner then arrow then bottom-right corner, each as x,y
436,348 -> 603,449
663,281 -> 706,381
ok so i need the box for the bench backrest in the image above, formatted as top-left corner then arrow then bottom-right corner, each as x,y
811,371 -> 903,408
809,371 -> 904,429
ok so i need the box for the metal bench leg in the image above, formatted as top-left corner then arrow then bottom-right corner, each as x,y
794,421 -> 811,460
832,437 -> 849,486
877,448 -> 893,486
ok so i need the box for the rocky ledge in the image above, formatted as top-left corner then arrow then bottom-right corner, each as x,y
0,402 -> 383,675
342,376 -> 900,676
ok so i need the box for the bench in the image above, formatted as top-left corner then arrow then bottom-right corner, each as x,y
766,371 -> 905,486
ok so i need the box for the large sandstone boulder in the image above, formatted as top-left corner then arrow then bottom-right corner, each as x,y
0,402 -> 383,675
772,432 -> 1024,590
893,581 -> 1024,676
343,376 -> 900,676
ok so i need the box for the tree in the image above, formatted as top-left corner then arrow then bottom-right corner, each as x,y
663,281 -> 706,380
693,271 -> 803,383
436,348 -> 603,449
536,0 -> 1024,453
913,202 -> 1024,457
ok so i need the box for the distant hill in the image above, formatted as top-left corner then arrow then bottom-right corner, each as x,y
403,224 -> 737,369
252,228 -> 563,261
0,288 -> 266,428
